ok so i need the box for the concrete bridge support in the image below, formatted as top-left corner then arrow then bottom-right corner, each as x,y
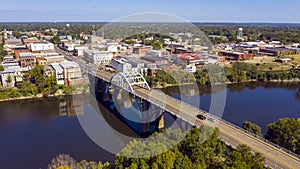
156,112 -> 165,131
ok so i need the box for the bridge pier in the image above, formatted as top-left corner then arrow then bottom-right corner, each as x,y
156,112 -> 165,131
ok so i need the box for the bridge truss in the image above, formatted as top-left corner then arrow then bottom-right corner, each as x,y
106,72 -> 151,93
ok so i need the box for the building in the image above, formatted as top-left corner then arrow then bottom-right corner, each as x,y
44,56 -> 65,64
19,52 -> 36,67
83,50 -> 113,64
60,41 -> 80,52
133,46 -> 152,55
44,65 -> 55,77
29,43 -> 54,52
146,50 -> 170,58
259,47 -> 297,57
74,46 -> 88,57
174,53 -> 210,65
275,58 -> 292,63
1,66 -> 30,88
59,35 -> 73,41
59,61 -> 82,86
220,51 -> 254,60
13,47 -> 30,60
141,56 -> 168,65
237,28 -> 244,40
111,58 -> 132,73
167,44 -> 193,54
51,63 -> 65,85
22,37 -> 40,45
184,64 -> 197,73
87,35 -> 104,44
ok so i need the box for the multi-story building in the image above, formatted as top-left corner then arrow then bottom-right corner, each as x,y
141,56 -> 168,65
22,37 -> 40,45
44,56 -> 65,65
51,63 -> 65,85
133,46 -> 152,55
29,43 -> 54,52
20,52 -> 36,67
59,61 -> 82,86
111,58 -> 132,73
74,46 -> 88,57
13,47 -> 30,60
83,50 -> 113,64
1,66 -> 30,88
220,51 -> 254,60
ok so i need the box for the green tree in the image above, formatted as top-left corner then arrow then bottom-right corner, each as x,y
6,74 -> 12,84
242,121 -> 263,137
224,144 -> 266,169
265,118 -> 300,154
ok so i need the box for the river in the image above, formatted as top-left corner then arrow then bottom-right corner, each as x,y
0,82 -> 300,169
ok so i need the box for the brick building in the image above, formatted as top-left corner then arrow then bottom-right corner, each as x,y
13,47 -> 30,61
20,52 -> 36,67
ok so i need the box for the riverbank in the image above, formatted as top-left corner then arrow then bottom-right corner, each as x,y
0,88 -> 86,102
153,79 -> 300,89
1,80 -> 299,102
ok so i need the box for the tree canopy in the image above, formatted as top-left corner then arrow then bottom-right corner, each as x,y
242,121 -> 263,137
266,118 -> 300,154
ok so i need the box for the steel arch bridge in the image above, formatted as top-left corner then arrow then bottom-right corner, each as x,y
105,71 -> 151,94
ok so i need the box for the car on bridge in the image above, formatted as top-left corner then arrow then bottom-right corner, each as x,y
196,114 -> 206,120
208,117 -> 216,122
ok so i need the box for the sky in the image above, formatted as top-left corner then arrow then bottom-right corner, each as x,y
1,0 -> 300,23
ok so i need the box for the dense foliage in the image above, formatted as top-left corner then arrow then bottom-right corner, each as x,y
114,127 -> 266,169
225,63 -> 300,83
266,118 -> 300,154
48,127 -> 267,169
47,154 -> 110,169
242,121 -> 263,137
0,65 -> 71,100
3,23 -> 300,43
145,62 -> 300,87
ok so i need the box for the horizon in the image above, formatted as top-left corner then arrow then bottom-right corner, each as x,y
1,0 -> 300,23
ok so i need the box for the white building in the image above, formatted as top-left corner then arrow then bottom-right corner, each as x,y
51,63 -> 65,85
111,58 -> 132,73
59,61 -> 82,86
74,46 -> 88,57
184,64 -> 196,73
29,43 -> 54,52
83,50 -> 113,64
1,66 -> 30,88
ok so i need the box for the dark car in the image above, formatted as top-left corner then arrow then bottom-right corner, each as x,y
196,114 -> 206,120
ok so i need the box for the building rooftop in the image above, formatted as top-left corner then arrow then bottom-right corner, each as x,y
2,66 -> 30,74
19,52 -> 34,57
59,61 -> 80,69
51,63 -> 64,72
113,58 -> 128,65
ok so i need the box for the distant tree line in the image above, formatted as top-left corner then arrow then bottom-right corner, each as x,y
145,63 -> 300,88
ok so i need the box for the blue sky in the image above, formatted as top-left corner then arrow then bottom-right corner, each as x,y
1,0 -> 300,23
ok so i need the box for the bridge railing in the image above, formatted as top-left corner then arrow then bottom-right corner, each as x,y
152,89 -> 300,159
218,118 -> 300,159
151,89 -> 208,114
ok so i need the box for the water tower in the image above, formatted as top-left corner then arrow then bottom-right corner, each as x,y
237,27 -> 244,40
